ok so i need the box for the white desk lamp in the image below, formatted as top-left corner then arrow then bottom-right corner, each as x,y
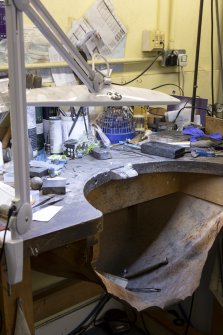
3,0 -> 179,284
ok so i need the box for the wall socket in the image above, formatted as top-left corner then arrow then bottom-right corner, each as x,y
142,30 -> 165,52
161,49 -> 187,67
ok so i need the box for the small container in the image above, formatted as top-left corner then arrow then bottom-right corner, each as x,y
43,107 -> 58,143
64,139 -> 78,159
36,107 -> 44,150
133,114 -> 146,132
49,116 -> 63,154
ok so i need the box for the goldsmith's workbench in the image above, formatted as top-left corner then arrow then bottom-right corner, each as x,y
1,149 -> 223,334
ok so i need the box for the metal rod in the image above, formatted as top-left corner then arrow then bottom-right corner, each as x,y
4,1 -> 32,240
191,0 -> 204,122
5,2 -> 30,207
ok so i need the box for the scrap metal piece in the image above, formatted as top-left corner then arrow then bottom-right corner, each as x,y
90,147 -> 112,160
110,163 -> 138,180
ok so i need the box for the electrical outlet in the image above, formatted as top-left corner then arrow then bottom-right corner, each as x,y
178,53 -> 188,67
142,30 -> 165,52
161,49 -> 187,67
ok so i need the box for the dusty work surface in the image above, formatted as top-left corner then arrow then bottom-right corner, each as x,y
21,149 -> 223,310
22,149 -> 223,255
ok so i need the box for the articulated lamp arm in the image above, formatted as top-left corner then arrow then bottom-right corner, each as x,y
14,0 -> 105,93
2,0 -> 106,284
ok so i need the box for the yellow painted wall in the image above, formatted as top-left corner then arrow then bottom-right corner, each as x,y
24,0 -> 223,103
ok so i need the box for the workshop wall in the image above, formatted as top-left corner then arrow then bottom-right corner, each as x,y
23,0 -> 223,104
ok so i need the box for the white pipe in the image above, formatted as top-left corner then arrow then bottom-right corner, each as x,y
156,0 -> 161,32
0,57 -> 160,72
169,0 -> 176,49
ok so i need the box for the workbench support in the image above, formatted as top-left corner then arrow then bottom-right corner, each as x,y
0,256 -> 34,335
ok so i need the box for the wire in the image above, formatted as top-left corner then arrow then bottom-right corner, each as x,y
112,50 -> 163,86
215,0 -> 223,96
184,293 -> 195,335
140,312 -> 151,335
211,0 -> 215,115
152,83 -> 184,96
0,205 -> 16,263
174,105 -> 210,124
191,0 -> 204,122
172,98 -> 191,123
67,293 -> 111,335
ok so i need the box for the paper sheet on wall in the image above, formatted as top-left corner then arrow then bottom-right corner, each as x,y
68,18 -> 93,46
85,0 -> 127,53
68,0 -> 127,57
48,47 -> 79,86
23,25 -> 50,63
67,17 -> 110,57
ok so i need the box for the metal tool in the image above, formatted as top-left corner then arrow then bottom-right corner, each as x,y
191,150 -> 223,158
32,197 -> 63,212
123,258 -> 168,280
127,287 -> 161,293
32,195 -> 55,209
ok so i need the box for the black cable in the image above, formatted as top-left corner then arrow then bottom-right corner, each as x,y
0,205 -> 16,335
112,50 -> 163,86
91,294 -> 112,327
174,105 -> 211,124
67,293 -> 111,335
215,0 -> 223,94
211,0 -> 215,115
191,0 -> 204,122
184,293 -> 195,335
178,303 -> 193,327
0,205 -> 16,263
140,312 -> 151,335
173,98 -> 191,123
151,83 -> 184,96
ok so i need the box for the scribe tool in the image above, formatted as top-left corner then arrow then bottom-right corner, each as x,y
102,258 -> 168,294
32,196 -> 63,213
